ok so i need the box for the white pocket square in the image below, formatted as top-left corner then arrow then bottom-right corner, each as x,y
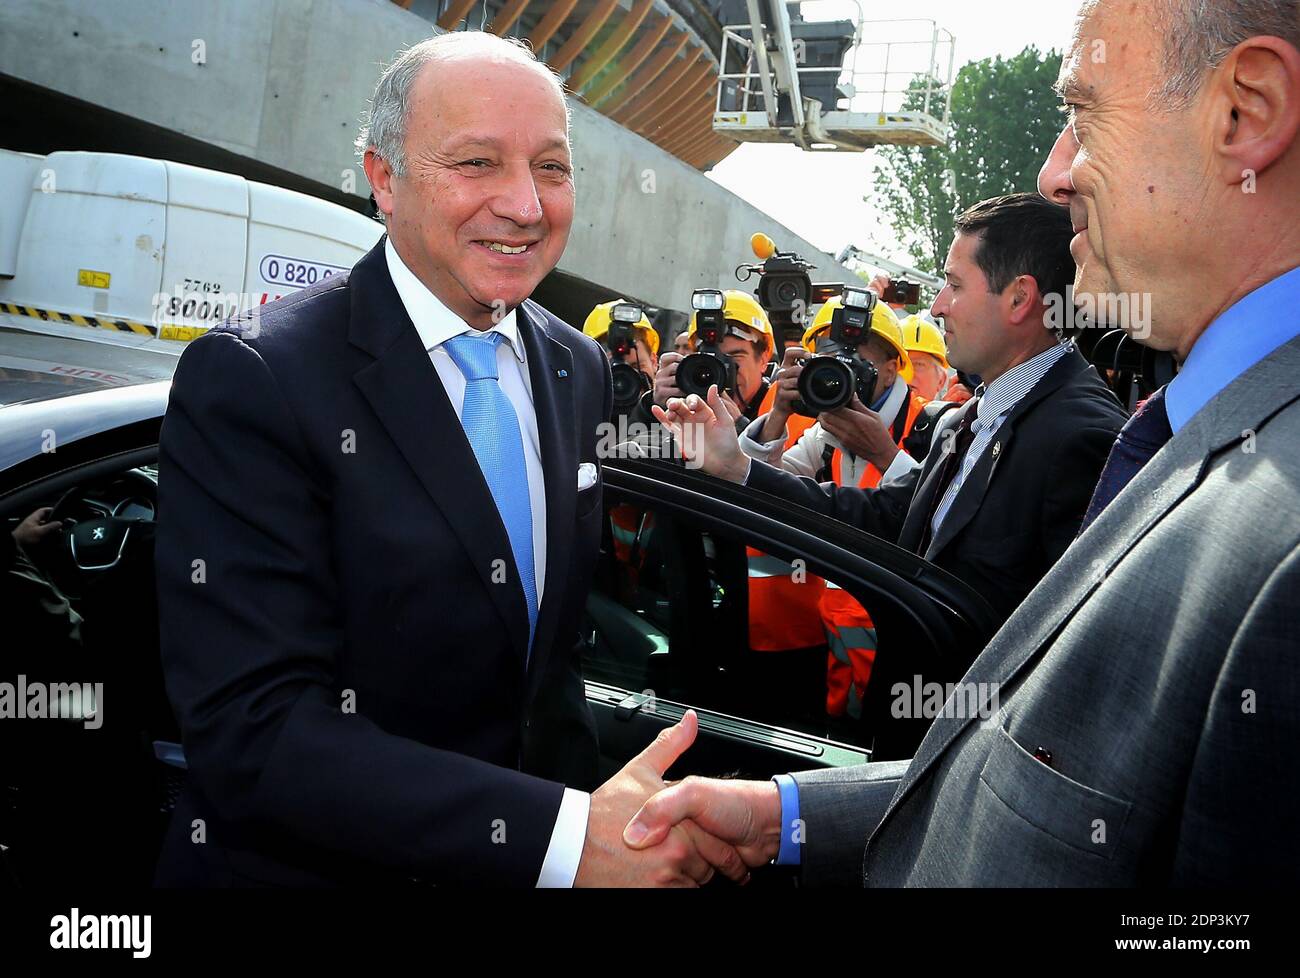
577,462 -> 598,491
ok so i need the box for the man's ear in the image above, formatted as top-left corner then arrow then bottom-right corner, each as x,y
363,148 -> 397,220
1006,274 -> 1040,326
1212,36 -> 1300,186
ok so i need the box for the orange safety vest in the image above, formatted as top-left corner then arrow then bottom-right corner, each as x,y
756,381 -> 816,451
609,503 -> 653,593
747,384 -> 825,651
823,389 -> 928,717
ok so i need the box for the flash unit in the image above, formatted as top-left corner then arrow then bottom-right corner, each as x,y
611,302 -> 643,324
692,289 -> 725,312
842,288 -> 870,311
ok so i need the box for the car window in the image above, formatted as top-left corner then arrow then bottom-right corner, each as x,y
1,459 -> 173,886
582,485 -> 882,751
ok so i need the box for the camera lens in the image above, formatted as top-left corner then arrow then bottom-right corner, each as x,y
776,280 -> 800,305
677,352 -> 723,399
610,362 -> 645,411
797,357 -> 854,413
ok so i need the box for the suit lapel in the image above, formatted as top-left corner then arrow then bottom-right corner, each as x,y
516,300 -> 577,700
924,350 -> 1085,559
897,404 -> 972,553
347,239 -> 530,665
874,336 -> 1300,840
873,435 -> 1206,842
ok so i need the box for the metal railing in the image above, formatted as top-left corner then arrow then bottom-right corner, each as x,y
715,6 -> 955,132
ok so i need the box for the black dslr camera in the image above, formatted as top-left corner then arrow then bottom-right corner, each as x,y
882,277 -> 922,307
792,287 -> 880,418
676,289 -> 739,400
606,302 -> 652,413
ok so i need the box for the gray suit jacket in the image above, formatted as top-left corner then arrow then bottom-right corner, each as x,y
791,335 -> 1300,886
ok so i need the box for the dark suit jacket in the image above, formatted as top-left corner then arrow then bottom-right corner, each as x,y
154,238 -> 611,886
746,348 -> 1126,752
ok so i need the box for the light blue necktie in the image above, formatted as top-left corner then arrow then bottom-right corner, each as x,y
443,330 -> 537,656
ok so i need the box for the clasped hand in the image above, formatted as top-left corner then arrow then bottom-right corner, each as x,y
575,709 -> 785,886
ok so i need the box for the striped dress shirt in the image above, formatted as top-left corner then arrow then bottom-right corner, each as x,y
929,342 -> 1072,538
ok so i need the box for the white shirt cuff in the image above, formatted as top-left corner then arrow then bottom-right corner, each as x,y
880,447 -> 920,486
536,788 -> 590,888
738,414 -> 788,463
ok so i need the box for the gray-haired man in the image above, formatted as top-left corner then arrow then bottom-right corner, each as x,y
156,31 -> 741,888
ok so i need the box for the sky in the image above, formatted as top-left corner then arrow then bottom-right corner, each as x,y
706,0 -> 1083,266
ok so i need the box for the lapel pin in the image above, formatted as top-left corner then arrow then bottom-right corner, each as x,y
991,441 -> 1002,459
556,368 -> 568,379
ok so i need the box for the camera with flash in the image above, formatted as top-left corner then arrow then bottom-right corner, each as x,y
793,287 -> 881,418
606,301 -> 652,413
676,289 -> 739,400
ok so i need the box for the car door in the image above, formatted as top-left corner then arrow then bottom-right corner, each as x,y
0,382 -> 171,888
581,455 -> 1000,786
0,387 -> 997,887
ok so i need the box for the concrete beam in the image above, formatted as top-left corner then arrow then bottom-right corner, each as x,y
0,0 -> 856,313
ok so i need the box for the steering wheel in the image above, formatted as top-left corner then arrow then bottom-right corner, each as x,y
48,470 -> 157,573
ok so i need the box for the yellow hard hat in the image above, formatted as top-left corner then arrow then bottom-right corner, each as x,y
583,299 -> 659,356
900,314 -> 949,371
688,290 -> 775,358
801,295 -> 913,383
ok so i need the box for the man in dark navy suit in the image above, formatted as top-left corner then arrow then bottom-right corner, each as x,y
155,31 -> 741,887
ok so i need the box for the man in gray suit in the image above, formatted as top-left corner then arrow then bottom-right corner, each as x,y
631,0 -> 1300,885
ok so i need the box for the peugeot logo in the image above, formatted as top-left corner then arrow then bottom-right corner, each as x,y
92,527 -> 105,541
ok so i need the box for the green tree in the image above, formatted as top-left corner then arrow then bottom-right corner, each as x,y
872,45 -> 1065,274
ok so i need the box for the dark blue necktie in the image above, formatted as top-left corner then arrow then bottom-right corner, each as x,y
1079,385 -> 1172,535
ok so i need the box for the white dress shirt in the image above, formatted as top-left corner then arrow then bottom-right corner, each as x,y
384,238 -> 589,888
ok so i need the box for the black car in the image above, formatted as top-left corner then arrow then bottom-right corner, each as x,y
0,338 -> 996,887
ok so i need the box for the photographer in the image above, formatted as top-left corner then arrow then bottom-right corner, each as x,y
628,290 -> 775,432
900,314 -> 952,402
582,299 -> 659,418
740,294 -> 927,487
655,194 -> 1129,731
736,293 -> 931,721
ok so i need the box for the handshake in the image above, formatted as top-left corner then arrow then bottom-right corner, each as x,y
572,710 -> 788,887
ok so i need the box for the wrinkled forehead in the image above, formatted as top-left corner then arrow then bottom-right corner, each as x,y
1055,0 -> 1162,101
410,55 -> 570,147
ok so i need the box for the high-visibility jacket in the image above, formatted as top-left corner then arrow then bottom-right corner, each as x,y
747,384 -> 825,651
609,503 -> 653,576
757,379 -> 816,450
823,388 -> 929,716
822,391 -> 928,488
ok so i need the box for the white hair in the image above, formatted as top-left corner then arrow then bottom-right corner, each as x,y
355,31 -> 569,176
1151,0 -> 1300,107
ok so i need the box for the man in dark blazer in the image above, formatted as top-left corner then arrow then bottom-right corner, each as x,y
667,193 -> 1127,753
155,32 -> 735,888
625,0 -> 1300,885
738,194 -> 1126,624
